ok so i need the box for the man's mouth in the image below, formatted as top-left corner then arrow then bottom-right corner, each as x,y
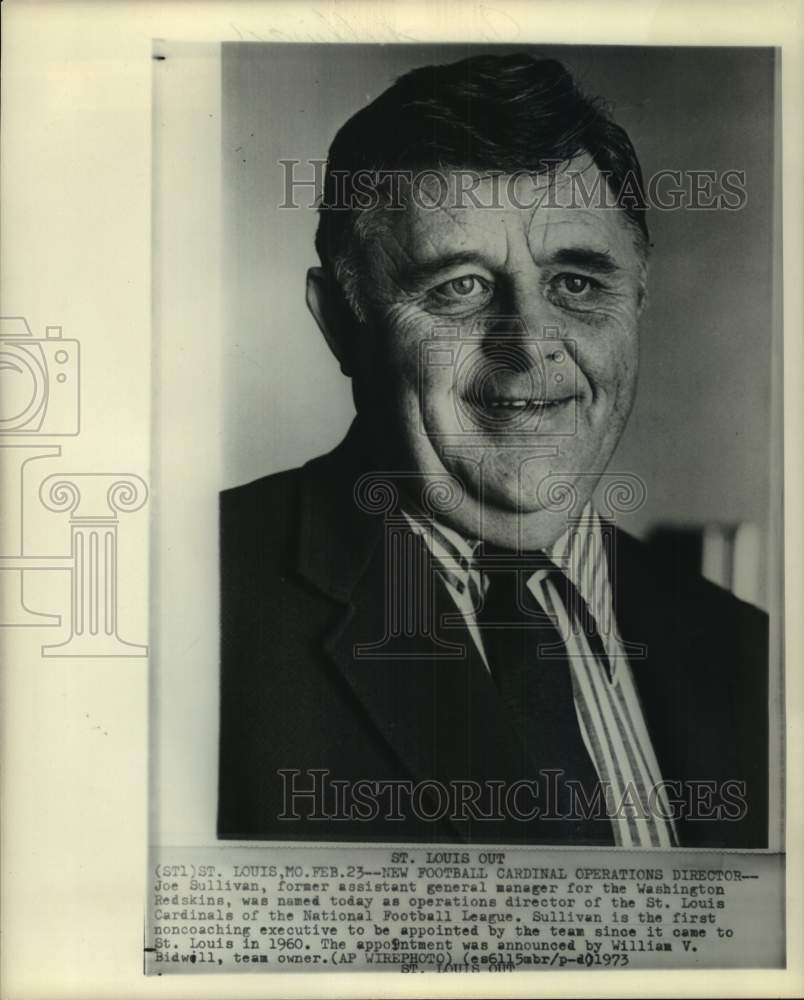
459,391 -> 576,430
484,397 -> 572,410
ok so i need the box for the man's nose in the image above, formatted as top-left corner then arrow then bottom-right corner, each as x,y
478,315 -> 561,373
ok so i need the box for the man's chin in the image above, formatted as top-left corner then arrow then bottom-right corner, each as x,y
445,457 -> 595,510
435,493 -> 583,552
433,458 -> 602,546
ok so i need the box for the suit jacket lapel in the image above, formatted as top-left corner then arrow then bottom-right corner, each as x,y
323,532 -> 526,777
294,445 -> 755,846
295,423 -> 531,838
608,525 -> 744,844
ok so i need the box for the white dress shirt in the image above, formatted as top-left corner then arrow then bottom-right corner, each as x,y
403,504 -> 678,849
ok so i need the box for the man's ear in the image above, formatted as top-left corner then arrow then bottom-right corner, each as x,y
636,284 -> 648,317
636,281 -> 649,318
635,257 -> 649,317
306,267 -> 359,376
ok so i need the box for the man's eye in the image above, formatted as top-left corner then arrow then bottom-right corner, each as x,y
547,272 -> 605,312
427,274 -> 493,314
439,275 -> 488,298
557,273 -> 595,295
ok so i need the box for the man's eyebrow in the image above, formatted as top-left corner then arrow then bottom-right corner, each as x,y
398,252 -> 487,284
394,246 -> 624,285
546,247 -> 622,273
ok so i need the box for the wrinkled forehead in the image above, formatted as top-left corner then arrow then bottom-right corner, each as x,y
362,160 -> 645,272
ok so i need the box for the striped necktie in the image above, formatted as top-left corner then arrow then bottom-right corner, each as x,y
475,547 -> 615,844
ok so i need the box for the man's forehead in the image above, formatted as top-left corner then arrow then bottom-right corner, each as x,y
415,160 -> 595,206
373,163 -> 640,269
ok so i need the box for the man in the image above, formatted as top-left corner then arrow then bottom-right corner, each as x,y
218,54 -> 768,847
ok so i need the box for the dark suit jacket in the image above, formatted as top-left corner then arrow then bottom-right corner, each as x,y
218,427 -> 769,847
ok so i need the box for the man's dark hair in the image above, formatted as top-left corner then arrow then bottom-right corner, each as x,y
315,53 -> 649,316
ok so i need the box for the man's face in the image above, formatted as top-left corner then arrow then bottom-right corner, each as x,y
339,165 -> 645,543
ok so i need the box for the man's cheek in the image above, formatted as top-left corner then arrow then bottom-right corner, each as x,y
573,328 -> 637,396
384,317 -> 444,384
601,339 -> 639,414
571,293 -> 640,331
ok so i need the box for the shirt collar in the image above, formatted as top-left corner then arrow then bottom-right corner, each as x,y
403,502 -> 607,611
402,509 -> 483,596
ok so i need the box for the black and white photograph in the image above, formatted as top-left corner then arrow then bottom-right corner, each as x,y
3,2 -> 802,996
216,44 -> 780,850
